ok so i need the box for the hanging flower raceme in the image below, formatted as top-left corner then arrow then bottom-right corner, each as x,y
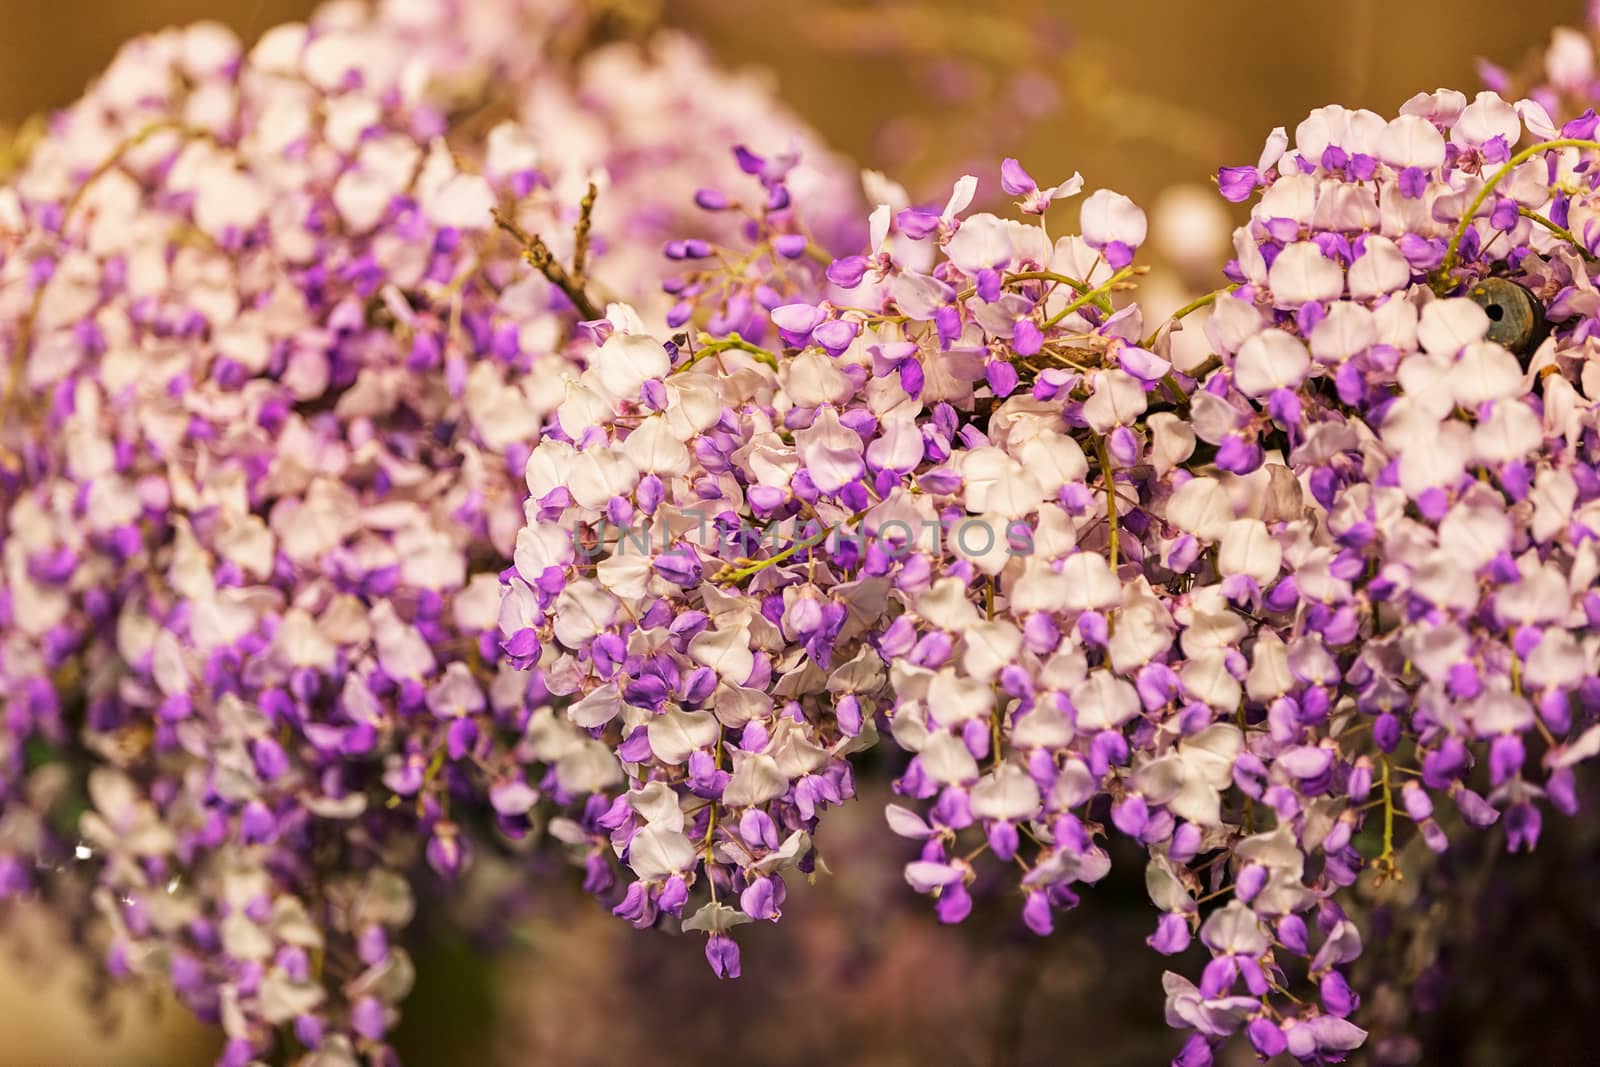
1163,86 -> 1600,1063
0,2 -> 856,1064
505,153 -> 1336,1051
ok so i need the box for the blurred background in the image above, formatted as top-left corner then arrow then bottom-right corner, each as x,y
0,0 -> 1579,204
1,1 -> 1593,1064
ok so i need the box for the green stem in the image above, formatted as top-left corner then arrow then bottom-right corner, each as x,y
716,509 -> 868,583
1519,206 -> 1596,261
1043,265 -> 1140,328
1159,373 -> 1190,408
1006,270 -> 1110,311
1091,434 -> 1120,639
703,730 -> 725,897
679,332 -> 781,372
1438,138 -> 1600,281
1374,754 -> 1400,882
1141,283 -> 1241,348
1237,702 -> 1257,833
1091,434 -> 1118,578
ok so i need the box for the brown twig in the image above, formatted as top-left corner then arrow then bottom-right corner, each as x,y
572,181 -> 598,287
491,208 -> 602,321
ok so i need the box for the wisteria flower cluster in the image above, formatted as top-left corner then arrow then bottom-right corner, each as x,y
0,1 -> 855,1064
12,2 -> 1600,1066
501,42 -> 1600,1067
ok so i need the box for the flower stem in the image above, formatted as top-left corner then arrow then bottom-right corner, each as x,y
804,240 -> 834,266
6,120 -> 205,427
1141,283 -> 1241,348
1438,138 -> 1600,282
679,332 -> 781,372
492,208 -> 602,320
1042,265 -> 1142,328
1373,754 -> 1401,883
1159,373 -> 1190,408
1518,206 -> 1597,260
1091,433 -> 1120,637
715,510 -> 868,583
703,730 -> 725,897
1006,270 -> 1110,311
1091,433 -> 1119,580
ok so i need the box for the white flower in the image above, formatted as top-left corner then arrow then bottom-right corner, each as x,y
1267,243 -> 1344,305
1070,672 -> 1140,730
628,824 -> 697,881
621,416 -> 691,475
1451,91 -> 1520,148
1218,518 -> 1282,585
1201,900 -> 1269,956
1347,236 -> 1410,299
784,351 -> 854,407
1058,552 -> 1123,611
961,621 -> 1023,683
688,625 -> 755,683
1294,104 -> 1384,161
1232,329 -> 1311,396
1418,298 -> 1490,355
370,601 -> 436,680
683,902 -> 752,934
1081,369 -> 1148,432
551,581 -> 620,649
1167,477 -> 1236,542
1438,503 -> 1512,571
1377,114 -> 1447,169
592,330 -> 669,402
557,741 -> 624,795
1472,400 -> 1543,464
1080,189 -> 1147,249
722,754 -> 789,808
945,213 -> 1050,274
1310,303 -> 1377,364
919,731 -> 980,784
884,804 -> 935,839
566,450 -> 639,510
970,763 -> 1041,822
426,662 -> 485,718
646,709 -> 720,765
793,406 -> 864,492
1179,654 -> 1243,712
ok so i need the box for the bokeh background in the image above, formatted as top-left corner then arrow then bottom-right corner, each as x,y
0,2 -> 1593,1064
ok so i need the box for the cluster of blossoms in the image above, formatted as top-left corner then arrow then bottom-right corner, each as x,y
512,136 -> 1389,1056
504,78 -> 1600,1067
1177,85 -> 1600,1061
0,1 -> 854,1063
518,141 -> 1382,1049
12,2 -> 1600,1065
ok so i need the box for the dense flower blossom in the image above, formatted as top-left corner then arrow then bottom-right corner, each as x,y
1176,82 -> 1600,1062
12,2 -> 1600,1065
511,159 -> 1177,962
0,2 -> 854,1063
508,73 -> 1600,1067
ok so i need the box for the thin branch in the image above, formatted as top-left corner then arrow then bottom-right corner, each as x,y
571,181 -> 598,286
492,208 -> 602,321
